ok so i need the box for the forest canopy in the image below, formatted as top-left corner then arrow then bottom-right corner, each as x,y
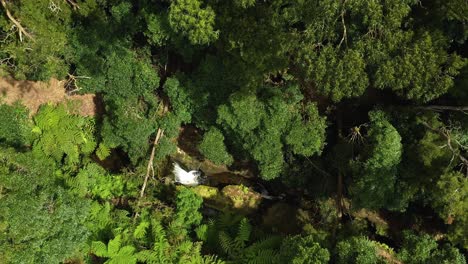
0,0 -> 467,263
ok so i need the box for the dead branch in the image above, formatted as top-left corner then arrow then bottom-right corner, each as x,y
417,105 -> 468,114
420,121 -> 468,174
1,0 -> 34,42
65,73 -> 90,94
140,128 -> 164,198
64,0 -> 80,10
337,0 -> 348,48
139,103 -> 169,198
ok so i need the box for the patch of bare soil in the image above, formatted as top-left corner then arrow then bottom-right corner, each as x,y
0,76 -> 96,116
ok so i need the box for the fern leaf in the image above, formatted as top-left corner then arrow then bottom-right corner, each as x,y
235,218 -> 251,249
151,220 -> 170,263
218,231 -> 234,257
117,245 -> 136,256
96,143 -> 111,160
202,255 -> 226,264
195,224 -> 208,241
107,255 -> 137,264
217,213 -> 242,230
244,236 -> 282,254
136,250 -> 162,263
245,249 -> 279,264
91,241 -> 108,257
107,235 -> 122,256
134,220 -> 150,240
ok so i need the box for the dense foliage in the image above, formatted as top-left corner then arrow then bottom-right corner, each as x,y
1,0 -> 467,263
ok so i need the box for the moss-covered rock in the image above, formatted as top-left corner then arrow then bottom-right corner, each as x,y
192,184 -> 262,215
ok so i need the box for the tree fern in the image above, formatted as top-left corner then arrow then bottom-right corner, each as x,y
31,103 -> 96,169
91,235 -> 137,264
91,241 -> 109,257
65,163 -> 120,199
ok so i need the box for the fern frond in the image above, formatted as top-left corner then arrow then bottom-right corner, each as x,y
91,241 -> 108,257
107,235 -> 122,256
195,224 -> 208,241
136,250 -> 163,264
218,231 -> 235,257
151,219 -> 168,245
244,236 -> 282,254
81,137 -> 97,154
118,245 -> 136,256
134,220 -> 150,240
244,249 -> 279,264
107,254 -> 137,264
96,143 -> 111,160
217,213 -> 242,231
202,255 -> 226,264
151,219 -> 170,262
66,170 -> 89,197
234,218 -> 251,249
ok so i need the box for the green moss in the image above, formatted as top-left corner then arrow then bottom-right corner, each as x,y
192,185 -> 262,215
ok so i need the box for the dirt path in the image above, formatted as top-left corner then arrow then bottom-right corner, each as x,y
0,77 -> 97,116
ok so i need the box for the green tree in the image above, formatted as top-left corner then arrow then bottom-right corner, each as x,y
279,235 -> 330,264
199,127 -> 233,166
0,0 -> 74,79
168,0 -> 218,45
350,110 -> 403,210
398,231 -> 466,264
336,236 -> 384,264
91,235 -> 137,264
0,148 -> 90,263
217,85 -> 326,180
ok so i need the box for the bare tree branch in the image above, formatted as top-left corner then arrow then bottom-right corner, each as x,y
338,0 -> 348,48
417,105 -> 468,114
140,128 -> 164,198
64,0 -> 80,10
65,73 -> 90,94
420,121 -> 468,174
0,0 -> 34,42
139,103 -> 169,198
